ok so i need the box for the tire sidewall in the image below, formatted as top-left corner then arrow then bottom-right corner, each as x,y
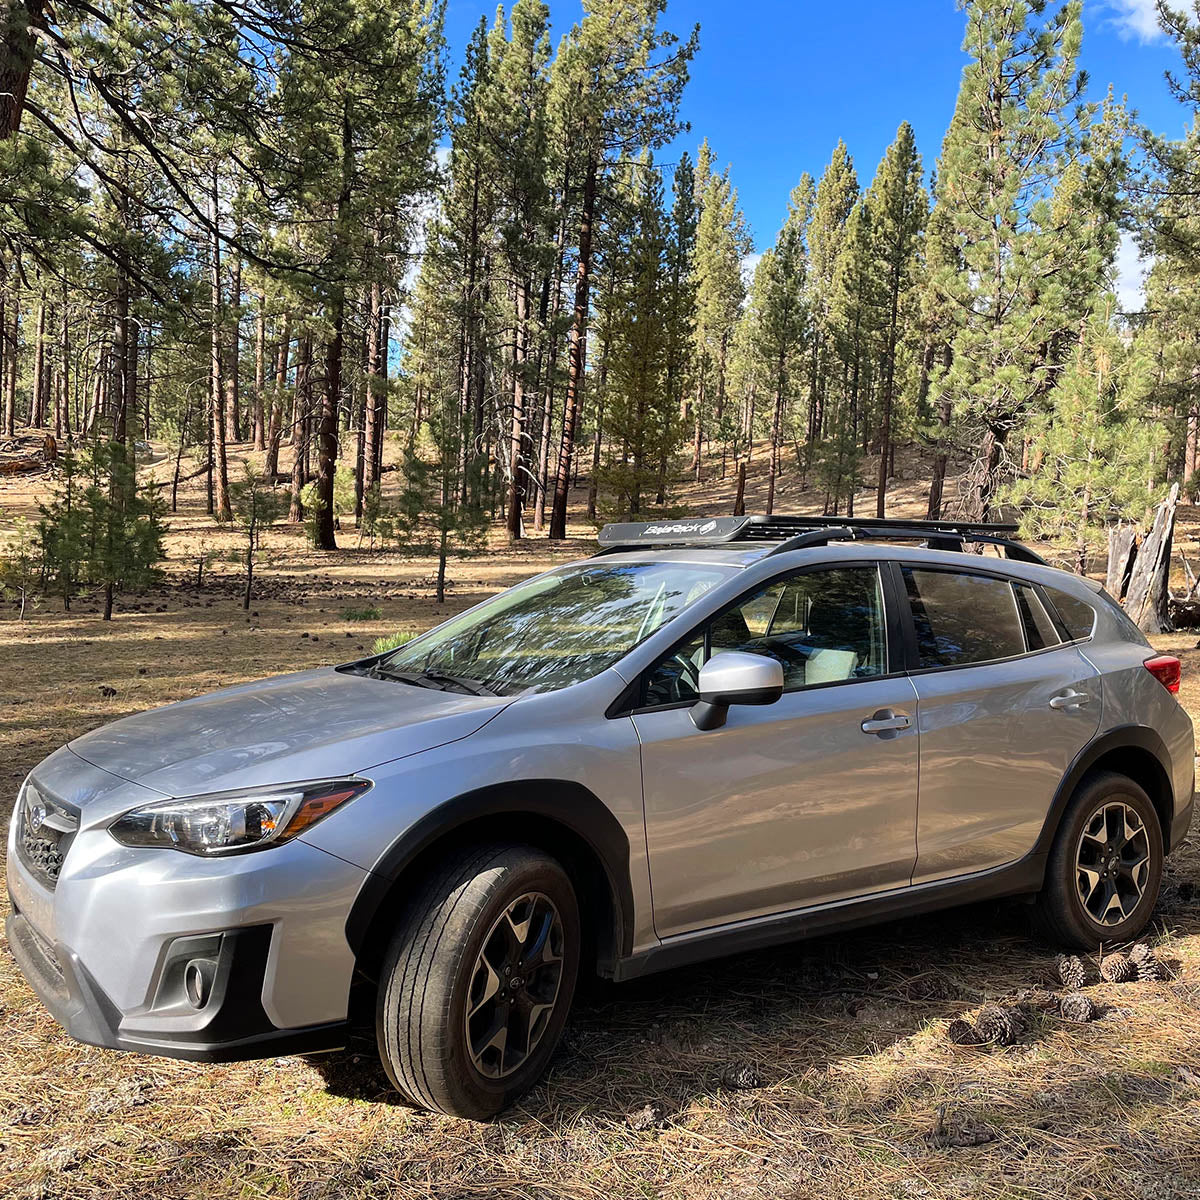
1053,775 -> 1163,947
437,854 -> 581,1118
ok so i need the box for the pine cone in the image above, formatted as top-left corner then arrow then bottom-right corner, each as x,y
1100,953 -> 1135,983
719,1064 -> 762,1091
1059,992 -> 1097,1023
946,1017 -> 982,1046
1013,987 -> 1059,1012
1056,953 -> 1089,990
1128,942 -> 1154,967
1136,955 -> 1165,982
974,1003 -> 1024,1046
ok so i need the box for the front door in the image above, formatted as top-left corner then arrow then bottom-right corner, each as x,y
631,563 -> 920,939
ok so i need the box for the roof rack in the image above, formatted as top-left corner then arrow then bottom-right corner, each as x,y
594,514 -> 1047,565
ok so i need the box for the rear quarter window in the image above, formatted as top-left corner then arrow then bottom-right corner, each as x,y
1046,588 -> 1097,641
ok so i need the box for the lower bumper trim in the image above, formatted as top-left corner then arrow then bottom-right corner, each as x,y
6,910 -> 348,1063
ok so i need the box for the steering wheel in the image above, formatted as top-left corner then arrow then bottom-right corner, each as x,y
647,651 -> 702,705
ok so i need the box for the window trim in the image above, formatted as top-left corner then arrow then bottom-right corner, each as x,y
891,561 -> 1082,677
610,558 -> 903,718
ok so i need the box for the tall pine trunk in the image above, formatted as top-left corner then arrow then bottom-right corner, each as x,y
549,153 -> 598,541
209,173 -> 232,522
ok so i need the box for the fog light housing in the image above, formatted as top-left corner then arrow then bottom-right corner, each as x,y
184,957 -> 217,1009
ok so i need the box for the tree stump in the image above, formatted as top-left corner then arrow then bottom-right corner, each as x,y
1125,484 -> 1179,635
1105,524 -> 1137,600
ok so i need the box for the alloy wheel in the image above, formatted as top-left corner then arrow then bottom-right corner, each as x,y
1074,800 -> 1152,927
465,891 -> 565,1080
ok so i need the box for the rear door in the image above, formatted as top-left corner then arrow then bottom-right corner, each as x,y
898,564 -> 1102,883
631,562 -> 921,938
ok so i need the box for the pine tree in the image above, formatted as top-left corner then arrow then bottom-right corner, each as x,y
806,141 -> 859,466
865,122 -> 927,515
746,175 -> 813,514
1008,296 -> 1163,569
546,0 -> 697,540
690,140 -> 751,480
934,0 -> 1097,519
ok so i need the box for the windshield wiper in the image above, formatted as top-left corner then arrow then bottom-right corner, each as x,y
417,670 -> 498,697
366,664 -> 498,697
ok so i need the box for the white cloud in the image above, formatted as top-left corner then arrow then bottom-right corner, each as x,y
1113,231 -> 1150,314
1104,0 -> 1165,43
740,252 -> 763,287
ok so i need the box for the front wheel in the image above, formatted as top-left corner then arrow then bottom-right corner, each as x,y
375,844 -> 580,1119
1033,771 -> 1163,951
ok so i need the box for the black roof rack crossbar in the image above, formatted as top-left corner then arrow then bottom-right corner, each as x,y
762,524 -> 1048,565
594,514 -> 1046,565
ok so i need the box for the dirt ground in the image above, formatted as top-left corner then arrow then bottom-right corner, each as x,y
2,439 -> 1200,1199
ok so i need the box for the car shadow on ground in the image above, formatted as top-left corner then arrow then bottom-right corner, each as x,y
310,895 -> 1065,1121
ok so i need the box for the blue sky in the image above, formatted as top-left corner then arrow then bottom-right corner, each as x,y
442,0 -> 1193,305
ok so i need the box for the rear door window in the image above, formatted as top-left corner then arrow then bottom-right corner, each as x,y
902,568 -> 1026,668
1014,584 -> 1060,651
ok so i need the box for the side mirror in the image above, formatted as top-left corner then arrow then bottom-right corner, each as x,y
690,651 -> 784,731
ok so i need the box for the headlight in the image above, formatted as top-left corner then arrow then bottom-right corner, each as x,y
108,779 -> 371,856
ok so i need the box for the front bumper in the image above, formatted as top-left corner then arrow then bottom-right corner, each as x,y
6,908 -> 347,1061
6,765 -> 370,1062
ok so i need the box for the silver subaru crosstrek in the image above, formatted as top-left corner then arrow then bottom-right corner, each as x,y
7,515 -> 1195,1118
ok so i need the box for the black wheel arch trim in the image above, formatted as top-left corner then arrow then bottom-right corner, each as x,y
1038,724 -> 1177,857
344,780 -> 635,973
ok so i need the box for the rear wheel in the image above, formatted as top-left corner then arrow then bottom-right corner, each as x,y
1033,771 -> 1163,950
375,844 -> 580,1119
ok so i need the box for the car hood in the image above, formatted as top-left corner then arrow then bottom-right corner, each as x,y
66,666 -> 509,799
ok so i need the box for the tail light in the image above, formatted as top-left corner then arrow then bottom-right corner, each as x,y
1144,655 -> 1182,695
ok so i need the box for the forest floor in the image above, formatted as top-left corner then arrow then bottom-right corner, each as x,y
2,437 -> 1200,1198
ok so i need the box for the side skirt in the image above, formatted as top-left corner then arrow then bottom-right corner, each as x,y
612,853 -> 1047,983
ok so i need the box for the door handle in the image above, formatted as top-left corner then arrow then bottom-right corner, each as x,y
861,710 -> 912,735
1049,690 -> 1090,710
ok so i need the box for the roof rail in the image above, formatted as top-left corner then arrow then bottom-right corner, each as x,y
594,514 -> 1047,565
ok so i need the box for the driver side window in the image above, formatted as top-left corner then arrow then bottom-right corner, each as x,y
641,566 -> 887,707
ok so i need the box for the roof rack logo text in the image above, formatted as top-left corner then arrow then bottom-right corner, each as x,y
641,519 -> 718,538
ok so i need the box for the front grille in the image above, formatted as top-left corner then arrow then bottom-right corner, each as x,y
15,779 -> 80,891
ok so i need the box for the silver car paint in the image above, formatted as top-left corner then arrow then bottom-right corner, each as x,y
634,672 -> 921,936
909,645 -> 1102,882
6,538 -> 1195,1048
695,650 -> 784,699
7,744 -> 368,1030
67,667 -> 508,799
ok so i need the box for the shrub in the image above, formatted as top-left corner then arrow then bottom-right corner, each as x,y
342,605 -> 382,621
372,629 -> 420,655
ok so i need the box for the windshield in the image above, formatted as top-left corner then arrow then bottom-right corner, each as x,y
376,561 -> 733,695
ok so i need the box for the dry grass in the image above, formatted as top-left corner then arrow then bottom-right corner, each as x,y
2,441 -> 1200,1199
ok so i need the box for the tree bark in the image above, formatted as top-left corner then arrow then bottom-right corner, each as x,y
506,279 -> 530,538
264,310 -> 289,478
549,152 -> 598,541
31,291 -> 45,427
252,293 -> 266,450
289,334 -> 311,523
209,173 -> 232,521
225,250 -> 241,444
1,0 -> 43,138
315,296 -> 342,550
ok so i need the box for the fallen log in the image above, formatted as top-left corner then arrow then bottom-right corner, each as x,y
0,454 -> 45,476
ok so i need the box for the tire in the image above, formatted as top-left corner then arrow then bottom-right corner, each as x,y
375,843 -> 580,1119
1032,770 -> 1164,951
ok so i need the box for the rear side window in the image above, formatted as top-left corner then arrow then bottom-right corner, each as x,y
1015,584 -> 1060,651
902,568 -> 1025,668
1046,588 -> 1097,641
